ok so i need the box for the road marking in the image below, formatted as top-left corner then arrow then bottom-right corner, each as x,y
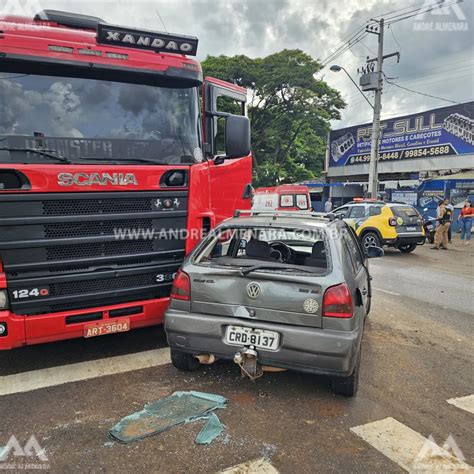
350,417 -> 472,472
447,395 -> 474,415
220,458 -> 279,474
0,348 -> 170,397
373,287 -> 401,296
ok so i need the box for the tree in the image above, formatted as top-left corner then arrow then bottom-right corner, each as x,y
202,50 -> 345,186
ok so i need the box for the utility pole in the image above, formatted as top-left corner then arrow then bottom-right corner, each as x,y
368,18 -> 384,199
364,19 -> 400,198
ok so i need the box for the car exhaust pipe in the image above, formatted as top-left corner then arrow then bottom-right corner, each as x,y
195,354 -> 216,364
234,346 -> 263,380
261,366 -> 287,372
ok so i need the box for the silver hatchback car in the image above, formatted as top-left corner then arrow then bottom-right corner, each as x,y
165,211 -> 383,396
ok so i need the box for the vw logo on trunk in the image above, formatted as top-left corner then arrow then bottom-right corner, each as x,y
246,282 -> 261,299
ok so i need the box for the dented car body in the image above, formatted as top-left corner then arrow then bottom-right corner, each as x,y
165,212 -> 382,396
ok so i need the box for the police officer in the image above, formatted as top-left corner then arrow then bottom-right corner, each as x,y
432,198 -> 452,250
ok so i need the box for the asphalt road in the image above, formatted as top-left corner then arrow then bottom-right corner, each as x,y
0,239 -> 473,473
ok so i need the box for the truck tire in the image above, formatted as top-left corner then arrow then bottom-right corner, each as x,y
170,349 -> 201,372
361,231 -> 381,250
331,350 -> 361,397
398,243 -> 417,253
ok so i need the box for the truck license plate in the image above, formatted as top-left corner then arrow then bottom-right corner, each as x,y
406,226 -> 416,231
225,325 -> 279,350
84,318 -> 130,338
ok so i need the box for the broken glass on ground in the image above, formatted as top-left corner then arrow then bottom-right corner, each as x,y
195,412 -> 225,445
109,391 -> 227,444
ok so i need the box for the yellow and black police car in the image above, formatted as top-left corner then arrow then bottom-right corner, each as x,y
332,199 -> 426,253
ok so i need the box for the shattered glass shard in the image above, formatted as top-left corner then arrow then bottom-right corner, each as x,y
195,413 -> 225,445
109,391 -> 227,443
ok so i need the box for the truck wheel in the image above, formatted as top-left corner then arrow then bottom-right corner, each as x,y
398,243 -> 417,253
361,232 -> 381,250
331,350 -> 361,397
170,349 -> 201,372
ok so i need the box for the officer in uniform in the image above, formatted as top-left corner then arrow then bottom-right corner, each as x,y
432,198 -> 452,250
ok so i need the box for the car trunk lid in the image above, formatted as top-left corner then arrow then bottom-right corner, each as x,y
188,265 -> 323,328
392,206 -> 423,233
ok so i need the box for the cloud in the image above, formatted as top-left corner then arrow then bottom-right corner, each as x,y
4,0 -> 474,130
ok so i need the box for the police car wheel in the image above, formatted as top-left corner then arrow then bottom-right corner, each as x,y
170,349 -> 201,372
361,232 -> 381,249
398,243 -> 417,253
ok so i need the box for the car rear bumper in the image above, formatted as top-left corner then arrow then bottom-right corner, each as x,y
165,309 -> 362,377
383,233 -> 426,247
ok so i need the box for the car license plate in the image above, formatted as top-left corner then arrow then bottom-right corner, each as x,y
225,325 -> 279,350
406,226 -> 417,231
425,224 -> 433,230
84,318 -> 130,338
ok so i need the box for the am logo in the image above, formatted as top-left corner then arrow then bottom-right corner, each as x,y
0,435 -> 48,462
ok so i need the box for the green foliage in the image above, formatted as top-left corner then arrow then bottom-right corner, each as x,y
202,50 -> 345,186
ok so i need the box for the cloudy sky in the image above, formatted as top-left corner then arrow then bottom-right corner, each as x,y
6,0 -> 474,129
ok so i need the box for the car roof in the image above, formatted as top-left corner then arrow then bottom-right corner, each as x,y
220,212 -> 343,231
337,201 -> 416,208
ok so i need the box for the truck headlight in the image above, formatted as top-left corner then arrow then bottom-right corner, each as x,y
0,290 -> 9,310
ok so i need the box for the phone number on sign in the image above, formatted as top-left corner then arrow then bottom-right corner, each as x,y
349,145 -> 453,164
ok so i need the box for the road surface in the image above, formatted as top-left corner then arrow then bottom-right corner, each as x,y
0,240 -> 472,473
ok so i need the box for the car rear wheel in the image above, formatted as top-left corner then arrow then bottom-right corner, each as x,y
331,350 -> 361,397
361,231 -> 381,250
170,349 -> 201,372
398,243 -> 417,253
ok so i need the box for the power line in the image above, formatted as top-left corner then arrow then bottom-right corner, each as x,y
321,25 -> 368,66
384,77 -> 463,104
322,32 -> 369,67
156,8 -> 168,32
385,0 -> 463,25
388,70 -> 474,86
388,24 -> 402,50
372,1 -> 426,19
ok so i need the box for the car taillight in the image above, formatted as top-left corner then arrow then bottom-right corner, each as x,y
389,217 -> 397,226
322,283 -> 353,318
170,270 -> 191,301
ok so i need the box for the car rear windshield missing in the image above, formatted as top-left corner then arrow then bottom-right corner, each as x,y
194,226 -> 329,274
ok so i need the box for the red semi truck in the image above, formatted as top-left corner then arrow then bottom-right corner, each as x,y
0,10 -> 252,349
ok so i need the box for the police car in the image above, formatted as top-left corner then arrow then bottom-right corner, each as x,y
332,200 -> 426,253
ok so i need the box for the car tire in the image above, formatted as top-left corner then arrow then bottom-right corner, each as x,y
428,232 -> 435,244
361,231 -> 381,250
331,350 -> 361,397
170,349 -> 201,372
398,243 -> 417,253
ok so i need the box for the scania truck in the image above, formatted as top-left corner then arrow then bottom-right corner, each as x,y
0,10 -> 252,349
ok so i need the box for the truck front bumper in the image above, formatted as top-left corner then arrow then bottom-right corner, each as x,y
0,298 -> 170,350
165,309 -> 363,377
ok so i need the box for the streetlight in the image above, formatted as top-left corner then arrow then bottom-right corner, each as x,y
330,65 -> 374,109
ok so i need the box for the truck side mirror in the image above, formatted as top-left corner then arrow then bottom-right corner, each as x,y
225,115 -> 250,159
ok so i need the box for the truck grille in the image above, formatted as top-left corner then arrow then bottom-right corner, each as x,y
0,191 -> 188,315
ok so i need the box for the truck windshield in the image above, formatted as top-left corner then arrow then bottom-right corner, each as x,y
0,72 -> 201,165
